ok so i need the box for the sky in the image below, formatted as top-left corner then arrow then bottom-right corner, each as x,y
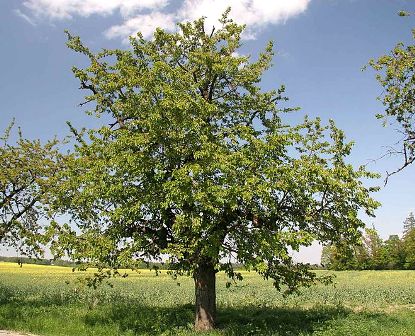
1,0 -> 414,263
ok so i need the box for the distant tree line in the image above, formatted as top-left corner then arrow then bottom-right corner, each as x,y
0,255 -> 174,270
0,256 -> 75,267
322,212 -> 415,270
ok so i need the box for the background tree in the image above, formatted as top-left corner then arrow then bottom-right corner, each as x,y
402,212 -> 415,269
321,228 -> 381,270
369,19 -> 415,180
50,14 -> 379,330
321,225 -> 412,271
320,245 -> 334,269
381,234 -> 406,269
403,212 -> 415,235
362,227 -> 384,269
0,122 -> 61,256
403,229 -> 415,269
321,242 -> 362,270
352,242 -> 371,270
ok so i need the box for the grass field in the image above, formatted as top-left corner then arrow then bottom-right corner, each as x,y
0,262 -> 415,335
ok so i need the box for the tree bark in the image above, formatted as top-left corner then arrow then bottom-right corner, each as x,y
194,261 -> 216,331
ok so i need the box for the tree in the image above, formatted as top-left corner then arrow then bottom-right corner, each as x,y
362,227 -> 384,269
320,228 -> 382,270
320,243 -> 361,270
402,212 -> 415,269
403,228 -> 415,269
403,212 -> 415,236
50,13 -> 379,330
369,22 -> 415,180
0,122 -> 61,256
382,234 -> 405,269
320,245 -> 334,269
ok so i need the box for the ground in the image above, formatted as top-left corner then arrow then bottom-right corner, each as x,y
1,262 -> 415,335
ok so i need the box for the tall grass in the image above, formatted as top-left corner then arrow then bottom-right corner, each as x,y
0,262 -> 415,335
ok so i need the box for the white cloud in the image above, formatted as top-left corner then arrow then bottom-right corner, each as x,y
105,11 -> 176,42
22,0 -> 169,19
14,9 -> 37,26
19,0 -> 311,41
179,0 -> 311,39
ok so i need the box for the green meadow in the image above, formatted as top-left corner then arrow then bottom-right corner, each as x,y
0,262 -> 415,335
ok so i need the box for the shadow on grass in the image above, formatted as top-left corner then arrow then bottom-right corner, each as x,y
83,303 -> 392,335
218,305 -> 349,335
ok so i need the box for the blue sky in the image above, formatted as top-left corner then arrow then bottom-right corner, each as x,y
1,0 -> 414,263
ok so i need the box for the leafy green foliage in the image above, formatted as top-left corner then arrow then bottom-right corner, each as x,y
403,212 -> 415,235
50,14 -> 379,294
368,25 -> 415,178
398,11 -> 411,17
323,214 -> 415,270
0,121 -> 61,256
381,235 -> 406,269
402,213 -> 415,269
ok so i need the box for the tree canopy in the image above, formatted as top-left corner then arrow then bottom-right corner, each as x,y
49,13 -> 379,330
0,122 -> 61,256
369,24 -> 415,179
322,213 -> 415,271
403,212 -> 415,235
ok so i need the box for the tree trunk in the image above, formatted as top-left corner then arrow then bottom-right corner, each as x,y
194,261 -> 216,331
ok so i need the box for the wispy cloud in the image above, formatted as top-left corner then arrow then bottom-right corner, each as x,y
18,0 -> 311,41
22,0 -> 169,19
14,8 -> 37,26
105,11 -> 176,43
